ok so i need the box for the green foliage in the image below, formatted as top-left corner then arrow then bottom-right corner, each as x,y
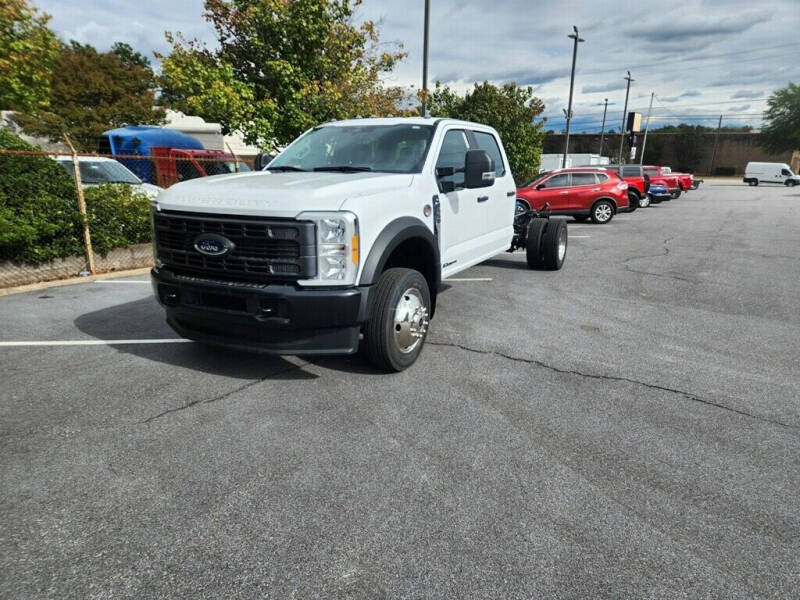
17,40 -> 165,150
427,81 -> 546,184
761,82 -> 800,154
0,0 -> 60,112
158,0 -> 407,148
84,185 -> 151,253
0,130 -> 151,265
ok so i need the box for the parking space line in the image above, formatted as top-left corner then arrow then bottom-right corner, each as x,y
444,277 -> 493,282
93,280 -> 150,283
0,339 -> 191,347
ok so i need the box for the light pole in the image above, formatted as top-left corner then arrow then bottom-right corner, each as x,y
421,0 -> 430,116
639,92 -> 654,165
597,98 -> 614,155
562,25 -> 584,169
618,71 -> 633,164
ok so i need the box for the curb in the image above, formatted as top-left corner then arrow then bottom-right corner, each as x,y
0,267 -> 152,297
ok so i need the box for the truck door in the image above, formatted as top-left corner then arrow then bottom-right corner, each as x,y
435,129 -> 480,273
469,129 -> 516,256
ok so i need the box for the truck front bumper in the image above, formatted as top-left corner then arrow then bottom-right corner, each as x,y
151,267 -> 370,355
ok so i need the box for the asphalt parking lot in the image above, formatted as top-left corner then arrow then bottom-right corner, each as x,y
2,181 -> 799,598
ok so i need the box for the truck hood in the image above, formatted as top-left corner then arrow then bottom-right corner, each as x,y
154,170 -> 415,218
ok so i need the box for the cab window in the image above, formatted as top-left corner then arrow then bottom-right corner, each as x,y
543,173 -> 569,188
471,131 -> 506,177
621,166 -> 640,177
571,173 -> 597,186
436,130 -> 469,188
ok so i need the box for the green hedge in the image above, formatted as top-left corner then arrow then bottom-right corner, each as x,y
0,130 -> 151,265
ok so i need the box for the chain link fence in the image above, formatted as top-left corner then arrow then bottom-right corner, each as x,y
0,134 -> 256,287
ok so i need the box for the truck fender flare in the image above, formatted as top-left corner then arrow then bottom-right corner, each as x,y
359,217 -> 440,293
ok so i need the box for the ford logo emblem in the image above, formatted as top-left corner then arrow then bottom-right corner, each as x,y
194,233 -> 234,256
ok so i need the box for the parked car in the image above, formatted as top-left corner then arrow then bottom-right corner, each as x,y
579,164 -> 650,209
54,156 -> 163,199
743,162 -> 800,186
150,117 -> 567,371
516,167 -> 629,224
647,182 -> 671,204
150,147 -> 250,188
643,165 -> 681,198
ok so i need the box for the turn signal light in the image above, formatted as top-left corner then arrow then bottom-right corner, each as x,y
351,235 -> 359,264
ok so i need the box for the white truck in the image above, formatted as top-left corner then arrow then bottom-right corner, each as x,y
150,117 -> 567,371
743,162 -> 800,187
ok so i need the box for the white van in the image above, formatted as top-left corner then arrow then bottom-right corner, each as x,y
743,162 -> 800,187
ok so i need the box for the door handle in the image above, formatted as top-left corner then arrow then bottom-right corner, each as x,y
559,191 -> 569,195
593,187 -> 601,191
477,195 -> 489,203
506,191 -> 516,197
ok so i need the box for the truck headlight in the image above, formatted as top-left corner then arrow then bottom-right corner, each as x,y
297,211 -> 359,286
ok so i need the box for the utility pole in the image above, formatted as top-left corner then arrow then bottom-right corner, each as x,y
598,98 -> 611,155
421,0 -> 430,116
562,25 -> 585,169
618,71 -> 633,164
708,114 -> 723,175
639,92 -> 654,165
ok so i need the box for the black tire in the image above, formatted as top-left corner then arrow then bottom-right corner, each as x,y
539,219 -> 567,270
590,199 -> 615,224
573,215 -> 589,222
363,268 -> 430,372
525,217 -> 547,268
671,189 -> 682,199
786,180 -> 797,187
639,193 -> 651,208
752,180 -> 759,186
627,191 -> 639,212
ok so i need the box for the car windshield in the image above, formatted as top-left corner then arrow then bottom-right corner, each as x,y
58,160 -> 141,185
269,124 -> 435,173
202,160 -> 251,176
523,172 -> 551,187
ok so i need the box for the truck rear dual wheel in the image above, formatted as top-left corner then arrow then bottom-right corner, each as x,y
526,218 -> 567,270
363,268 -> 430,372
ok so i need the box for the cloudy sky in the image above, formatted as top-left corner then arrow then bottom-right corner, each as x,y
35,0 -> 800,132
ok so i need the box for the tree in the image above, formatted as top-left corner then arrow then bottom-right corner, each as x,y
158,0 -> 407,148
0,0 -> 60,112
760,82 -> 800,154
18,41 -> 165,150
428,81 -> 546,184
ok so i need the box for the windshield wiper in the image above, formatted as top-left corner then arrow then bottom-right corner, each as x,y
266,165 -> 307,172
313,165 -> 372,172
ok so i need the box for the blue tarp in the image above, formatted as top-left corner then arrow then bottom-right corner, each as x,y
101,126 -> 204,183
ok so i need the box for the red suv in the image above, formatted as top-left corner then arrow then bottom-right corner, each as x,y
516,168 -> 629,224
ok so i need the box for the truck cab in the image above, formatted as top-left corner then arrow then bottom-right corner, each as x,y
150,117 -> 566,370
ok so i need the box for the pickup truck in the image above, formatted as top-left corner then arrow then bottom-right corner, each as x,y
643,165 -> 681,198
150,117 -> 567,371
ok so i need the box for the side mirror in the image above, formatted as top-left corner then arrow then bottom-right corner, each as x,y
464,149 -> 495,188
536,183 -> 546,190
436,166 -> 457,178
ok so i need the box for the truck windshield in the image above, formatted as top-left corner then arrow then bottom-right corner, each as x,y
57,160 -> 141,184
269,124 -> 435,174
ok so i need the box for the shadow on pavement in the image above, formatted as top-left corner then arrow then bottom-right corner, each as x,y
74,297 -> 317,380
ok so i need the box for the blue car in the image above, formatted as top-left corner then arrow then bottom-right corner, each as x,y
647,182 -> 671,204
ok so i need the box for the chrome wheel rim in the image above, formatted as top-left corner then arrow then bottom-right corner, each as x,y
393,288 -> 428,354
515,200 -> 527,216
557,226 -> 567,261
595,204 -> 612,222
640,195 -> 650,207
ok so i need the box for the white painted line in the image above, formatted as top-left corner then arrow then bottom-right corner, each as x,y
93,280 -> 150,283
444,277 -> 493,282
0,339 -> 191,347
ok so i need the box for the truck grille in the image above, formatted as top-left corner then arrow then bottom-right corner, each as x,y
154,211 -> 316,282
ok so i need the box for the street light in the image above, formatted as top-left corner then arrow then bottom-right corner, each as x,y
421,0 -> 430,116
562,25 -> 585,169
618,71 -> 634,164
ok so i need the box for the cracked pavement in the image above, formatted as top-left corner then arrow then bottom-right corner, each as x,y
1,182 -> 799,598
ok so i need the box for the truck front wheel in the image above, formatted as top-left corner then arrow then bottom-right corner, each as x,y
363,268 -> 430,372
